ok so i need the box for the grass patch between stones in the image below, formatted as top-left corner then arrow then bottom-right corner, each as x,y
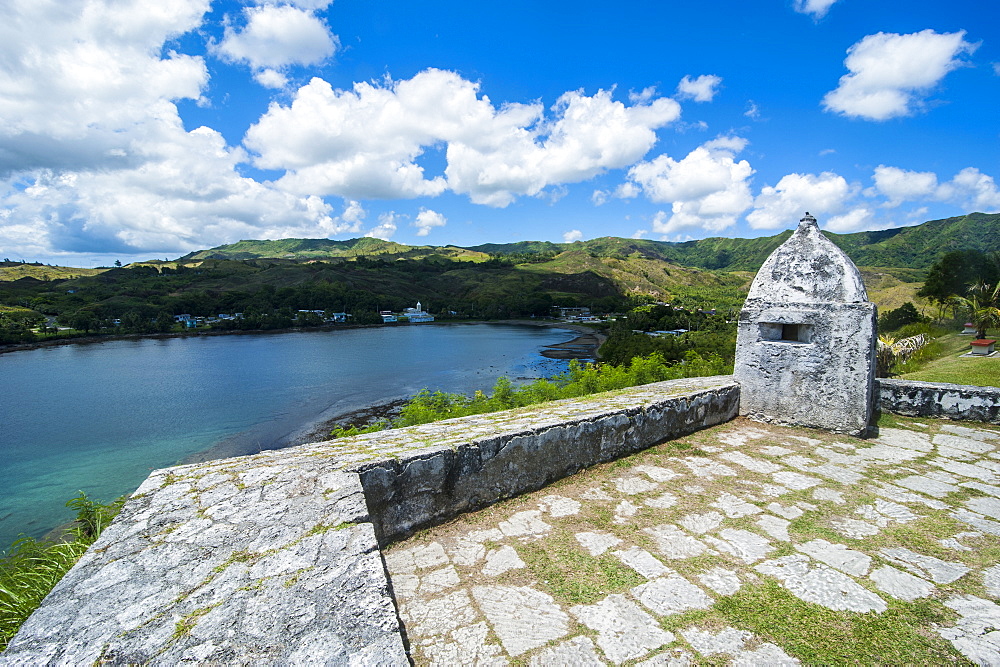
516,539 -> 644,606
715,580 -> 965,664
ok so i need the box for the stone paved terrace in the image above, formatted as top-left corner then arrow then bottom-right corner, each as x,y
385,416 -> 1000,665
1,377 -> 738,663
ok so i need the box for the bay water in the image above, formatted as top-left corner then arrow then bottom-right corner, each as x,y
0,323 -> 573,549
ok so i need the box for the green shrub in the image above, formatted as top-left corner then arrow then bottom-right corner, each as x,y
893,321 -> 949,339
331,351 -> 731,437
877,302 -> 925,333
887,323 -> 947,375
0,492 -> 124,649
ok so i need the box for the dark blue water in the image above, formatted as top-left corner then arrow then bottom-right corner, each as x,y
0,324 -> 573,549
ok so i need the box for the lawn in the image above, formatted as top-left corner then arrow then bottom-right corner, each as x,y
899,331 -> 1000,387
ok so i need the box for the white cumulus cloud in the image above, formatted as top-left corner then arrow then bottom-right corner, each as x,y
871,165 -> 938,207
0,0 -> 210,177
870,164 -> 1000,212
446,87 -> 681,207
413,208 -> 447,236
746,172 -> 851,229
0,0 -> 369,264
793,0 -> 840,19
822,30 -> 977,121
365,212 -> 399,240
337,200 -> 366,233
562,229 -> 583,242
254,68 -> 289,89
937,168 -> 1000,212
215,4 -> 338,73
825,207 -> 876,233
626,137 -> 754,234
245,69 -> 681,206
1,126 -> 361,260
629,86 -> 658,104
676,75 -> 722,102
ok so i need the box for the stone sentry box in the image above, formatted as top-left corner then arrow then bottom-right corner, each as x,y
734,213 -> 877,436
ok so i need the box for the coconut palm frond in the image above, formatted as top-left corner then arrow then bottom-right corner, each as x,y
876,334 -> 928,378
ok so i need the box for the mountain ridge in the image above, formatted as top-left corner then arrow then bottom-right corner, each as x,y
178,212 -> 1000,273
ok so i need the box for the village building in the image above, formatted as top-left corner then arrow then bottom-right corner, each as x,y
402,301 -> 434,323
552,306 -> 591,319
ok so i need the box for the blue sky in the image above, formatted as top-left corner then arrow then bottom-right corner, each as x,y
0,0 -> 997,266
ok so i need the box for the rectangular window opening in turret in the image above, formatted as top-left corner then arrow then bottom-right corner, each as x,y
759,322 -> 811,343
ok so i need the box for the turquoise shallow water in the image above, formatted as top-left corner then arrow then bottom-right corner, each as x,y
0,323 -> 572,549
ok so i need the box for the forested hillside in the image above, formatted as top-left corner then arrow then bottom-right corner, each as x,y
473,212 -> 1000,272
1,212 -> 996,343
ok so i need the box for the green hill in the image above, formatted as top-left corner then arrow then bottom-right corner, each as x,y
0,261 -> 108,282
180,237 -> 487,263
2,212 -> 997,333
186,213 -> 1000,274
473,212 -> 1000,272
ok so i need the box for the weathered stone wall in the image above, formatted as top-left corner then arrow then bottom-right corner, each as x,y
1,375 -> 738,664
878,378 -> 1000,424
735,302 -> 877,435
357,376 -> 740,543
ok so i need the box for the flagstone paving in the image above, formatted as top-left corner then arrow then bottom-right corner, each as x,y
383,416 -> 1000,665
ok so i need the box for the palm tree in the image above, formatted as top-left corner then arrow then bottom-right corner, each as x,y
950,282 -> 1000,339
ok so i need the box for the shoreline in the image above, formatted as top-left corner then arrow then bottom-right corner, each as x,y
0,318 -> 606,357
489,319 -> 607,360
176,321 -> 606,462
9,320 -> 603,546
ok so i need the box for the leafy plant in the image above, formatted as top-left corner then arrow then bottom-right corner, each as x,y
949,281 -> 1000,339
64,491 -> 125,540
0,492 -> 124,649
876,334 -> 928,378
331,351 -> 731,437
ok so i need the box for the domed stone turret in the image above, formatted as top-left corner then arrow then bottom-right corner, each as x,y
746,213 -> 868,305
734,213 -> 877,436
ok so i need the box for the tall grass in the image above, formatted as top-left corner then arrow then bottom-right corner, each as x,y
0,492 -> 124,650
332,351 -> 731,437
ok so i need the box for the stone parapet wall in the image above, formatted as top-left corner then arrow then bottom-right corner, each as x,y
0,459 -> 406,665
1,375 -> 738,664
878,379 -> 1000,424
356,376 -> 740,543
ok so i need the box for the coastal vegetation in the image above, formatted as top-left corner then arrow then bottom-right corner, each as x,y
0,493 -> 124,649
331,351 -> 731,437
